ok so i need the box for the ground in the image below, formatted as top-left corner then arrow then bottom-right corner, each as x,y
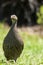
0,23 -> 43,65
19,25 -> 43,36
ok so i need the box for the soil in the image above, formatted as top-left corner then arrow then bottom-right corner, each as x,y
18,25 -> 43,36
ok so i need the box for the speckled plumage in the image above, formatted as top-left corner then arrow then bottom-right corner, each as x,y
3,15 -> 24,61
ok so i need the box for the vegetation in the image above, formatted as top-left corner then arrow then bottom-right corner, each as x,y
0,23 -> 43,65
37,5 -> 43,24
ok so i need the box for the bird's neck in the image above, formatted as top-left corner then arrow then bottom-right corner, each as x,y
15,21 -> 17,27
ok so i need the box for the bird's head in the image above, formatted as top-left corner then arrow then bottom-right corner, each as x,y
11,15 -> 18,24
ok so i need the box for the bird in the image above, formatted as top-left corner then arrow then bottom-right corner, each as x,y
3,15 -> 24,62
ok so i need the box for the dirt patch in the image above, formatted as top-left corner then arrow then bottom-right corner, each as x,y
18,25 -> 43,36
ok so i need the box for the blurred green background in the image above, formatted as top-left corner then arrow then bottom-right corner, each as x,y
37,5 -> 43,24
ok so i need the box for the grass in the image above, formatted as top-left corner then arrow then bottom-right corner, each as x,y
0,23 -> 43,65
